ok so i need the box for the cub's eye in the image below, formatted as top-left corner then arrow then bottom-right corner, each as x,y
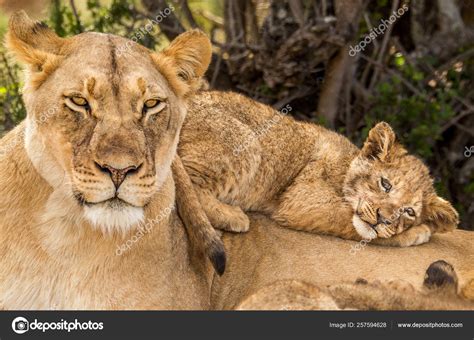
405,207 -> 415,217
144,99 -> 160,109
71,96 -> 88,106
380,177 -> 392,193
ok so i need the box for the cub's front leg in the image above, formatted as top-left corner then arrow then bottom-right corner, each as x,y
272,204 -> 362,241
371,224 -> 432,247
272,180 -> 362,241
196,189 -> 250,233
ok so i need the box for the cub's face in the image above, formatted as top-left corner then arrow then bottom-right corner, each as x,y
7,11 -> 211,233
343,122 -> 458,240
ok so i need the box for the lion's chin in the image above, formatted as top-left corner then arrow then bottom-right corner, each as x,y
352,215 -> 377,240
83,200 -> 145,235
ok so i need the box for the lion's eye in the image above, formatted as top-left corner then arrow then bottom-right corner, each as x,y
142,98 -> 166,116
144,99 -> 160,109
380,177 -> 392,193
71,96 -> 88,106
65,95 -> 90,114
405,207 -> 415,217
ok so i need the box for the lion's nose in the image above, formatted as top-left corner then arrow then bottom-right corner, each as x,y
95,162 -> 141,189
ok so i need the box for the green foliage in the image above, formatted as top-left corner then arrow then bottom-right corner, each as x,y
366,85 -> 455,159
0,55 -> 25,135
46,0 -> 168,49
364,52 -> 463,158
359,51 -> 472,207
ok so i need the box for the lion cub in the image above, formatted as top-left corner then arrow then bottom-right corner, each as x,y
173,91 -> 458,267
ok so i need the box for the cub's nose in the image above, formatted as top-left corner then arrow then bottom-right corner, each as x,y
376,208 -> 392,225
95,162 -> 141,189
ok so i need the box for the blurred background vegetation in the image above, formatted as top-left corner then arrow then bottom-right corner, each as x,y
0,0 -> 473,230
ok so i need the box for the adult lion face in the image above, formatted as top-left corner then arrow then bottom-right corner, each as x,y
343,122 -> 459,240
6,11 -> 211,233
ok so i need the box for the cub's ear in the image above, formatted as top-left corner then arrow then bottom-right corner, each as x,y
5,11 -> 65,87
423,194 -> 459,233
361,122 -> 401,161
151,30 -> 212,97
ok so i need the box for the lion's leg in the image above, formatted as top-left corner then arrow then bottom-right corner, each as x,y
172,157 -> 226,275
271,164 -> 360,240
371,224 -> 432,247
196,190 -> 250,233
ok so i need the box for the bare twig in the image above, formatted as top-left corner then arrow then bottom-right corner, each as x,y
317,0 -> 366,127
210,53 -> 223,88
424,48 -> 474,85
69,0 -> 83,33
197,9 -> 224,27
368,0 -> 399,90
360,54 -> 426,98
441,108 -> 474,133
289,0 -> 305,27
141,0 -> 185,40
180,0 -> 199,28
454,122 -> 474,137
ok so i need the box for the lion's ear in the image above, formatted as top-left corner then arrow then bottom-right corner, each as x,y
5,11 -> 65,87
152,30 -> 212,97
360,122 -> 401,161
423,194 -> 459,233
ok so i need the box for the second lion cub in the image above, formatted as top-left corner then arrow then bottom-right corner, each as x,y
173,90 -> 458,272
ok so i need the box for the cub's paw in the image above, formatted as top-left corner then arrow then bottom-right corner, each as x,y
372,224 -> 431,247
393,224 -> 432,247
222,207 -> 250,233
407,225 -> 432,246
212,205 -> 250,233
374,225 -> 395,239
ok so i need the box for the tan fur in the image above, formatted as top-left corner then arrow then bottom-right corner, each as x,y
5,11 -> 68,89
151,30 -> 212,98
1,13 -> 472,311
177,94 -> 459,250
461,275 -> 474,300
236,280 -> 340,310
172,156 -> 226,274
212,215 -> 474,310
327,260 -> 473,310
236,274 -> 474,310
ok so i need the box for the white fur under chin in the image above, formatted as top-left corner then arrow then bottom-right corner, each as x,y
352,215 -> 377,240
83,203 -> 144,235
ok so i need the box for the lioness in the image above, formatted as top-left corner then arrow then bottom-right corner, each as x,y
175,92 -> 459,252
0,11 -> 221,308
